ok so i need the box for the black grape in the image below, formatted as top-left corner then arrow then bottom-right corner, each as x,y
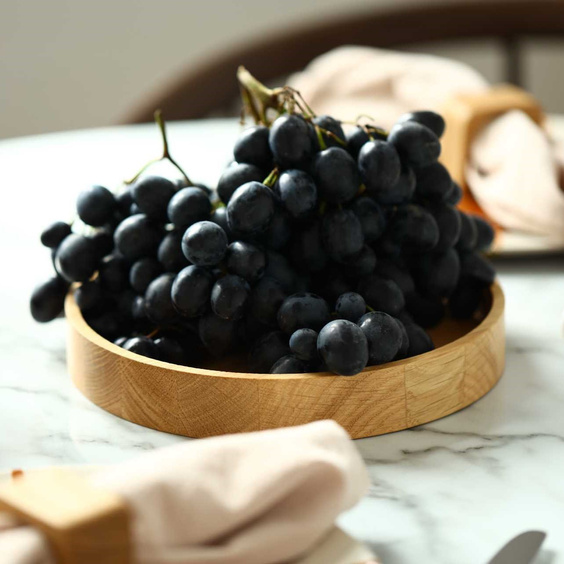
217,162 -> 265,204
335,292 -> 366,322
348,196 -> 386,242
375,259 -> 416,296
167,187 -> 212,228
270,355 -> 308,374
313,147 -> 360,204
388,121 -> 440,168
90,230 -> 114,259
181,221 -> 228,266
413,248 -> 461,299
171,265 -> 214,318
358,140 -> 401,199
396,111 -> 445,138
405,292 -> 445,328
342,245 -> 377,279
290,221 -> 328,273
427,203 -> 462,252
277,293 -> 331,334
98,254 -> 130,293
30,277 -> 69,322
209,206 -> 232,240
116,188 -> 134,216
234,125 -> 273,169
264,250 -> 298,293
225,241 -> 266,283
131,175 -> 176,221
404,323 -> 434,356
55,234 -> 99,282
415,162 -> 453,202
74,280 -> 104,312
450,277 -> 485,319
198,312 -> 238,356
122,336 -> 160,360
313,115 -> 345,149
321,209 -> 364,262
357,275 -> 405,317
262,203 -> 292,250
456,213 -> 478,252
459,251 -> 495,285
154,336 -> 187,365
444,181 -> 463,206
346,125 -> 387,160
275,170 -> 317,220
394,318 -> 410,360
77,185 -> 117,227
144,273 -> 177,324
210,274 -> 250,320
248,331 -> 290,373
249,277 -> 287,326
269,114 -> 315,169
226,181 -> 275,235
471,215 -> 495,252
158,231 -> 190,273
317,320 -> 368,376
386,204 -> 439,252
114,214 -> 162,260
358,311 -> 403,365
377,162 -> 415,206
129,257 -> 163,294
40,221 -> 71,249
289,328 -> 318,362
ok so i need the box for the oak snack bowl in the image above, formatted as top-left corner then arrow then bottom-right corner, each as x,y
65,282 -> 505,439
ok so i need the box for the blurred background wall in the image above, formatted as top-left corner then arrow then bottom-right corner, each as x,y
1,0 -> 564,139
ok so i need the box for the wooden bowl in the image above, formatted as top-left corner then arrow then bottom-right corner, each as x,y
65,283 -> 505,439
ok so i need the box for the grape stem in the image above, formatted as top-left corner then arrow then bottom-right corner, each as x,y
263,168 -> 279,188
125,110 -> 193,185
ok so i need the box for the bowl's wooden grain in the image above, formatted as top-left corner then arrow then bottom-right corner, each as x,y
65,283 -> 505,439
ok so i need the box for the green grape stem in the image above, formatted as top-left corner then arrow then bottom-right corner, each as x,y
263,168 -> 280,188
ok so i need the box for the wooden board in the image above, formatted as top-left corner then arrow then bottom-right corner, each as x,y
65,283 -> 505,439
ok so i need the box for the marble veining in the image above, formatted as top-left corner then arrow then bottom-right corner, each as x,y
1,120 -> 563,563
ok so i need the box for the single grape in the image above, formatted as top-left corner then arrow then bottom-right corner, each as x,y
415,162 -> 453,202
117,290 -> 136,320
335,292 -> 366,322
225,241 -> 266,283
131,175 -> 176,221
85,311 -> 123,340
456,213 -> 478,251
313,115 -> 346,149
313,147 -> 360,204
321,209 -> 364,262
77,185 -> 117,227
388,121 -> 441,168
217,162 -> 265,204
226,181 -> 275,236
209,206 -> 232,240
342,245 -> 377,279
358,311 -> 403,365
471,215 -> 495,252
290,221 -> 328,273
357,275 -> 405,317
264,250 -> 298,293
394,318 -> 410,360
98,254 -> 130,294
396,111 -> 445,138
90,229 -> 114,259
317,320 -> 368,376
404,323 -> 434,357
249,277 -> 287,326
275,169 -> 317,219
211,274 -> 250,320
54,234 -> 99,282
131,295 -> 148,320
154,336 -> 187,365
375,259 -> 416,296
427,203 -> 462,252
376,161 -> 416,206
311,268 -> 352,304
261,203 -> 292,250
449,277 -> 484,319
248,331 -> 290,373
269,114 -> 315,169
270,355 -> 308,374
444,181 -> 463,206
74,280 -> 104,312
277,293 -> 331,334
171,265 -> 214,318
289,328 -> 318,362
144,273 -> 176,324
234,125 -> 273,169
114,214 -> 162,260
158,231 -> 190,273
167,187 -> 212,229
459,251 -> 495,285
30,276 -> 69,322
358,140 -> 401,199
413,248 -> 460,299
122,336 -> 160,359
181,221 -> 228,266
348,196 -> 386,242
40,221 -> 71,249
129,257 -> 163,294
386,204 -> 439,252
198,312 -> 238,356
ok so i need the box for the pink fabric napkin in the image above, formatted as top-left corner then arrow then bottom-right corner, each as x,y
0,420 -> 369,564
288,46 -> 564,240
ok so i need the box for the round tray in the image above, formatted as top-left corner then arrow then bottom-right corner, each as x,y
65,283 -> 505,439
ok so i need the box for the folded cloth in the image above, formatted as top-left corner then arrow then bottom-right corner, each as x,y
0,420 -> 369,564
288,46 -> 564,240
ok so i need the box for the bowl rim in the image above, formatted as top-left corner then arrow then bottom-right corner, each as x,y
65,281 -> 504,381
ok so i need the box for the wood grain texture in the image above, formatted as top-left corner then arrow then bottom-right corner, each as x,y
0,469 -> 130,564
66,283 -> 505,439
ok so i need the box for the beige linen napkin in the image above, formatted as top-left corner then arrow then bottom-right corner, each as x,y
288,46 -> 564,240
0,420 -> 369,564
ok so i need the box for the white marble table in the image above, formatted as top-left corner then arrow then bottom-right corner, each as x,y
0,120 -> 563,564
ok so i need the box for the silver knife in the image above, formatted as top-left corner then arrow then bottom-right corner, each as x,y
487,531 -> 546,564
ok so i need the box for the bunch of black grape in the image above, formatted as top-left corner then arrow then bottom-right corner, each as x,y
31,102 -> 495,376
